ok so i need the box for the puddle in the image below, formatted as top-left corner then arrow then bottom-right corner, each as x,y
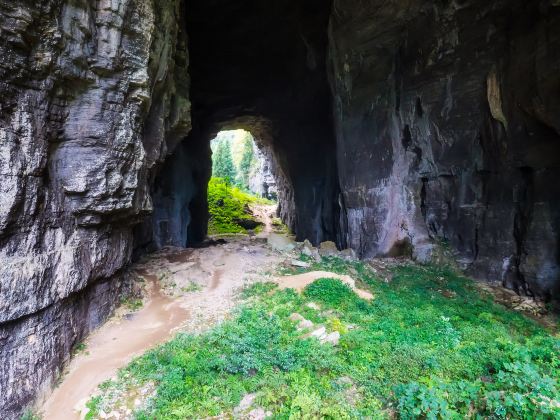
41,277 -> 190,419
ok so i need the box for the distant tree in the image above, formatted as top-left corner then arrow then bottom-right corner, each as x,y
238,136 -> 254,190
212,139 -> 237,183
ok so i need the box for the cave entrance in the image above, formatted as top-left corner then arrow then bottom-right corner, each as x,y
136,0 -> 346,253
207,129 -> 279,236
210,129 -> 277,201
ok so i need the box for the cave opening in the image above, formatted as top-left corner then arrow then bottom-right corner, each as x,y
207,129 -> 279,236
135,0 -> 345,254
210,129 -> 277,201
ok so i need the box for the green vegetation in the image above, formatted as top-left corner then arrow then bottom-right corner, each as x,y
212,138 -> 237,183
208,177 -> 271,234
121,296 -> 144,312
86,258 -> 560,419
85,396 -> 102,420
71,341 -> 88,357
211,130 -> 259,191
181,281 -> 203,293
238,135 -> 256,190
20,409 -> 41,420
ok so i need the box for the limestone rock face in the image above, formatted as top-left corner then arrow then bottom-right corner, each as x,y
328,0 -> 560,301
1,0 -> 560,416
0,0 -> 190,416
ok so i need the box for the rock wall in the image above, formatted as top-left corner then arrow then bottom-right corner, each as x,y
249,142 -> 278,201
1,0 -> 559,415
0,0 -> 191,416
329,0 -> 560,302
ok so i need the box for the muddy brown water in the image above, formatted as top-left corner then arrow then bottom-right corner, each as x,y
41,277 -> 189,419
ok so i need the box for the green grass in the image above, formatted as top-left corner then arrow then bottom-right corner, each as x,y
87,259 -> 560,419
207,177 -> 273,235
121,296 -> 144,312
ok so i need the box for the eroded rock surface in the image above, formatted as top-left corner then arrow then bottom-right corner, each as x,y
0,0 -> 190,416
1,0 -> 559,417
329,0 -> 560,301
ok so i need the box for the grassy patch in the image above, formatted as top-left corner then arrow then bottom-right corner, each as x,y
20,409 -> 41,420
87,260 -> 560,419
207,177 -> 272,235
181,282 -> 202,293
71,341 -> 88,357
121,296 -> 143,312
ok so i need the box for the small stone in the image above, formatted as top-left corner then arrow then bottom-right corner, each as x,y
310,326 -> 327,339
322,331 -> 340,346
339,248 -> 356,260
247,407 -> 267,420
291,259 -> 311,268
236,393 -> 257,412
319,241 -> 338,257
267,233 -> 297,252
297,319 -> 314,330
306,302 -> 320,310
289,313 -> 305,322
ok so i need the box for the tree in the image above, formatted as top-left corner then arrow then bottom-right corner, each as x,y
237,136 -> 254,190
212,139 -> 237,183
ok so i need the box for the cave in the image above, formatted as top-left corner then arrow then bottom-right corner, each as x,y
0,0 -> 559,417
133,0 -> 344,254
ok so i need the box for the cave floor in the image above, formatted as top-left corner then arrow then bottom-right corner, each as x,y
38,206 -> 559,419
40,205 -> 323,419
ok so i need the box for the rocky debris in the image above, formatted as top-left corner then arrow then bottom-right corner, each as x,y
306,302 -> 321,310
323,331 -> 341,346
233,393 -> 270,420
309,326 -> 327,339
319,241 -> 339,257
233,393 -> 257,415
301,239 -> 322,262
289,313 -> 305,322
289,313 -> 314,330
289,313 -> 342,346
267,233 -> 297,252
335,377 -> 361,406
477,283 -> 549,318
339,248 -> 357,260
291,259 -> 311,268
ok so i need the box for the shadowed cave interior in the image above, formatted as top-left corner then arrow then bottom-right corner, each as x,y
133,0 -> 343,255
1,0 -> 559,417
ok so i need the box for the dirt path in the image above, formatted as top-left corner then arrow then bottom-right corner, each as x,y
250,203 -> 277,236
40,205 -> 285,419
41,277 -> 189,419
39,204 -> 363,419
